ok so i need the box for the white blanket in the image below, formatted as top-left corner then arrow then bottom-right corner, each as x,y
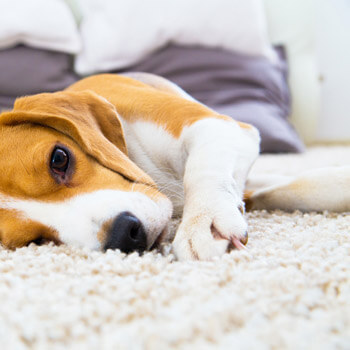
0,0 -> 81,53
75,0 -> 275,74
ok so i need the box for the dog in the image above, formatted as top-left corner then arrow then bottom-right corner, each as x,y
0,73 -> 348,260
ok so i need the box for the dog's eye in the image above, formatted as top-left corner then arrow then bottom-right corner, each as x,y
50,147 -> 69,175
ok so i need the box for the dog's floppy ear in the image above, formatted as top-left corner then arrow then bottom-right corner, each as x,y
0,90 -> 154,186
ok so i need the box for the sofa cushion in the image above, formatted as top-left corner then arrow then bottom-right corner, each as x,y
0,45 -> 78,111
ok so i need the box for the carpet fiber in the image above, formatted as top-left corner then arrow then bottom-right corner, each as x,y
1,146 -> 349,349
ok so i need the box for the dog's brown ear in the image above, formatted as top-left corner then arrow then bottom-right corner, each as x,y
0,90 -> 154,186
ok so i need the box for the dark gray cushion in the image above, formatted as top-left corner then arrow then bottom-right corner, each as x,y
119,44 -> 304,153
0,45 -> 78,111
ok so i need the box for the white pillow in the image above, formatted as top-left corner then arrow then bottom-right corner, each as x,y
75,0 -> 275,75
0,0 -> 81,53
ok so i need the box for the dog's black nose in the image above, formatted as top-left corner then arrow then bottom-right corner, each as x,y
103,212 -> 147,253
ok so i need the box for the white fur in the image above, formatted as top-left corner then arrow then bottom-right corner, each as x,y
0,190 -> 172,250
174,118 -> 260,260
121,120 -> 185,216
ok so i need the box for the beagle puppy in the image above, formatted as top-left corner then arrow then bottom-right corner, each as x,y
0,73 -> 348,260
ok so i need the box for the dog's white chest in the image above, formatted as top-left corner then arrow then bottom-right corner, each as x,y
121,120 -> 185,215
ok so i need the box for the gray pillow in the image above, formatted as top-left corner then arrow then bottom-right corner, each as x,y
118,45 -> 304,153
0,45 -> 78,111
0,44 -> 304,153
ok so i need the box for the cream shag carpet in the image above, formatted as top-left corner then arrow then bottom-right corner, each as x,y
1,146 -> 349,350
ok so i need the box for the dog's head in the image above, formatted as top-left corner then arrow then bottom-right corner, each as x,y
0,90 -> 172,252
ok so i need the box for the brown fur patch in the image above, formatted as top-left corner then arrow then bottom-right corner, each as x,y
237,121 -> 253,130
97,219 -> 113,245
0,209 -> 59,248
67,74 -> 232,138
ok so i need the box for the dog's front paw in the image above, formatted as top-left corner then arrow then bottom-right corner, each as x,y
172,202 -> 248,261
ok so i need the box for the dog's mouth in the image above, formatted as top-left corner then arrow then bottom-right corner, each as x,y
12,191 -> 173,254
30,222 -> 171,256
30,236 -> 62,247
29,221 -> 171,254
28,223 -> 170,254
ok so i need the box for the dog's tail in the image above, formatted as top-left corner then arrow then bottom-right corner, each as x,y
245,166 -> 350,212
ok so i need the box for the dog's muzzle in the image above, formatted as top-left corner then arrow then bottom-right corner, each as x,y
103,212 -> 147,253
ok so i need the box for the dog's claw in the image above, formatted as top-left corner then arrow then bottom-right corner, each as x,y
231,236 -> 247,250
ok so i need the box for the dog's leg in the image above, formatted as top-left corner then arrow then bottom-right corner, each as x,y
172,118 -> 260,260
115,73 -> 260,259
246,166 -> 350,212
